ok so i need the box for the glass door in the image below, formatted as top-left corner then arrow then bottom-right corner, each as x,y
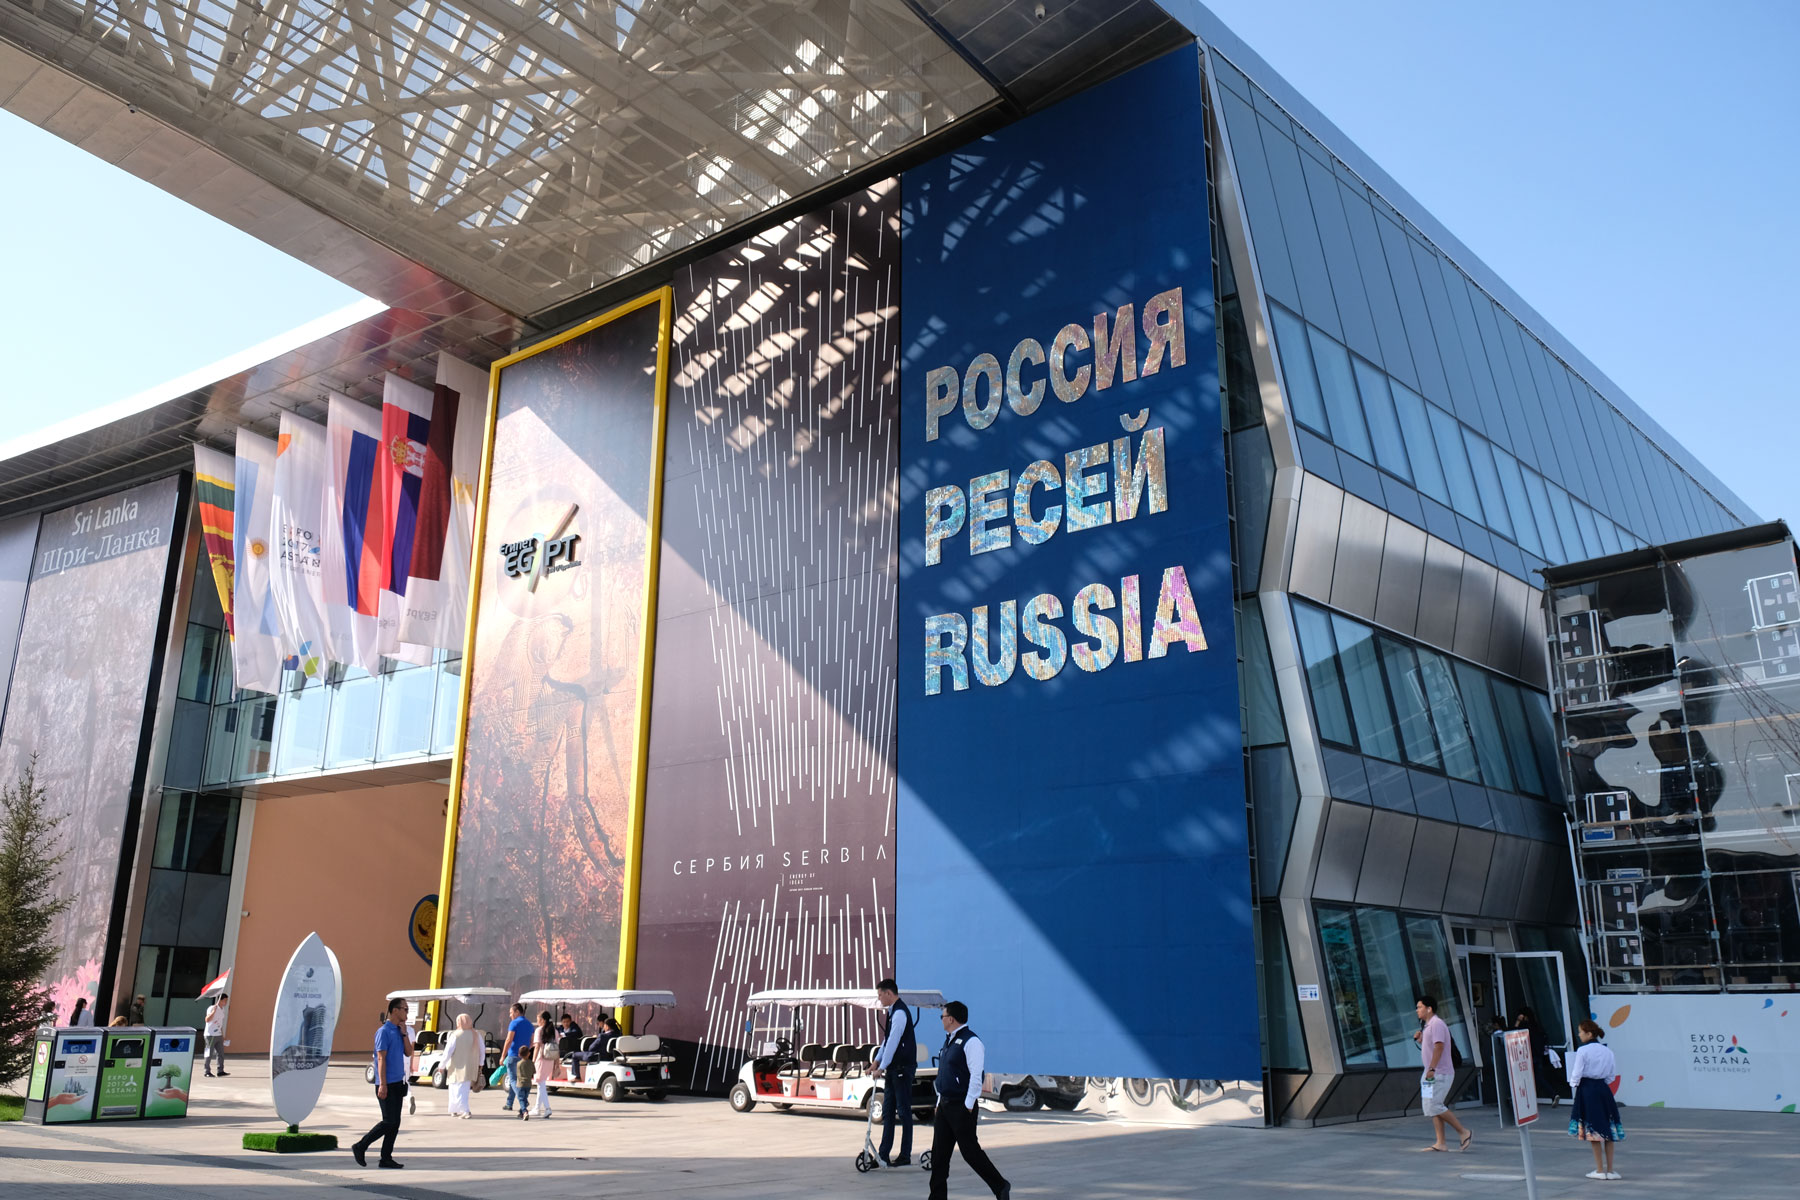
1497,950 -> 1574,1052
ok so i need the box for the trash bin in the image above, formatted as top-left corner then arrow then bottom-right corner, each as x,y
144,1028 -> 199,1119
23,1028 -> 105,1123
95,1028 -> 153,1121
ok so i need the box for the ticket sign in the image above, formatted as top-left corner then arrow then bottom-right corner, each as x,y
1504,1028 -> 1540,1126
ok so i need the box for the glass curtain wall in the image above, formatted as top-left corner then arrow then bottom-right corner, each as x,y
1317,904 -> 1470,1071
1548,535 -> 1800,990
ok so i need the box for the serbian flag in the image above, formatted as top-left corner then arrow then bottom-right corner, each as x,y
376,374 -> 434,660
397,355 -> 489,650
323,394 -> 387,673
192,444 -> 237,636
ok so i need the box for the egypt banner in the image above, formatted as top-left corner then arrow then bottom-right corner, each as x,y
441,291 -> 669,995
193,445 -> 236,635
634,187 -> 901,1091
0,476 -> 181,1016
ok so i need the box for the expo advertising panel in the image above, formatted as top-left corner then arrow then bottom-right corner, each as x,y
1596,993 -> 1800,1112
636,187 -> 902,1090
0,476 -> 181,1017
896,48 -> 1260,1080
442,292 -> 670,996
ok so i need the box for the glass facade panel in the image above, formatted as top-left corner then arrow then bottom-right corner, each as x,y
1414,649 -> 1481,781
1390,382 -> 1448,505
1461,431 -> 1514,542
1428,404 -> 1484,523
203,705 -> 237,788
324,674 -> 381,768
1308,326 -> 1373,462
1294,602 -> 1354,746
176,624 -> 222,704
1270,304 -> 1329,434
231,697 -> 277,781
1355,908 -> 1427,1068
1490,680 -> 1546,797
1452,662 -> 1516,792
1522,468 -> 1567,563
1548,487 -> 1585,561
1332,614 -> 1401,761
1351,355 -> 1410,479
378,663 -> 438,759
1492,449 -> 1540,557
1378,638 -> 1442,769
1573,501 -> 1604,560
1318,906 -> 1383,1067
1260,907 -> 1311,1071
1240,603 -> 1287,747
276,682 -> 330,774
433,660 -> 464,754
1402,915 -> 1471,1059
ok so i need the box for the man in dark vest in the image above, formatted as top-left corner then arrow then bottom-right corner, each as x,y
928,1000 -> 1010,1200
871,979 -> 917,1166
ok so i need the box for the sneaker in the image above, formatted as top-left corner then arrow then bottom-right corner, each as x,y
351,1143 -> 367,1167
1606,1172 -> 1622,1180
1586,1170 -> 1607,1179
885,1156 -> 911,1167
217,1071 -> 229,1076
377,1159 -> 404,1169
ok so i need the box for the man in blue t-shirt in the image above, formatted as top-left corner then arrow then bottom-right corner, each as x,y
499,1003 -> 535,1113
351,999 -> 411,1169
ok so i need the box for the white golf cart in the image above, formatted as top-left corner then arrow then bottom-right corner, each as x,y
518,988 -> 678,1102
728,987 -> 942,1124
373,986 -> 511,1089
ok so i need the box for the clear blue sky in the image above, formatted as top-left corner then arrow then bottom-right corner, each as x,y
1,1 -> 1794,522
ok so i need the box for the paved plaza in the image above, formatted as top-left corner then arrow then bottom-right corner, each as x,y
2,1062 -> 1794,1198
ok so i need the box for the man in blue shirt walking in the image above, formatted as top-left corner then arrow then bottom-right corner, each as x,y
499,1002 -> 536,1114
351,998 -> 411,1169
928,1000 -> 1010,1200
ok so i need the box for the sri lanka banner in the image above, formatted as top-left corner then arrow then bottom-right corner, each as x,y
192,445 -> 236,635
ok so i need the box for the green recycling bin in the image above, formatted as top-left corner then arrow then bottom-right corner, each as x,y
95,1029 -> 153,1120
144,1028 -> 198,1119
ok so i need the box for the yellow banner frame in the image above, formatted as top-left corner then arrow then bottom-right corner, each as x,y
426,287 -> 673,1032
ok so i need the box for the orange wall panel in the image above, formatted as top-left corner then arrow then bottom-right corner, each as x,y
228,780 -> 444,1055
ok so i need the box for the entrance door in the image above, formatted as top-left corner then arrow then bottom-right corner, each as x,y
1460,950 -> 1500,1103
1497,951 -> 1573,1101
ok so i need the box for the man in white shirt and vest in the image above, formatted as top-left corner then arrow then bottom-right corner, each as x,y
203,993 -> 229,1077
928,1000 -> 1010,1200
871,978 -> 916,1166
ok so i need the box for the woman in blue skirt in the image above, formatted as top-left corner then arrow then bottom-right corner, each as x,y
1566,1018 -> 1624,1180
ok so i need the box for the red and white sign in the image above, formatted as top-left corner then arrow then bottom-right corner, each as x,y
1503,1029 -> 1540,1126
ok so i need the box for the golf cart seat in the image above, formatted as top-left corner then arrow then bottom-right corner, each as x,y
414,1031 -> 440,1051
613,1034 -> 673,1066
799,1042 -> 832,1075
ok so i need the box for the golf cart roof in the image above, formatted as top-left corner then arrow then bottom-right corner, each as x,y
386,987 -> 511,1003
748,988 -> 945,1010
516,989 -> 677,1008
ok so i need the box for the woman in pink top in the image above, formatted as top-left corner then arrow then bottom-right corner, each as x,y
1416,994 -> 1471,1152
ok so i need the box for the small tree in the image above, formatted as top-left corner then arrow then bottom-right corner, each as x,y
0,757 -> 73,1088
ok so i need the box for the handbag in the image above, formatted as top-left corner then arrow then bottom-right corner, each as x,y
488,1062 -> 508,1087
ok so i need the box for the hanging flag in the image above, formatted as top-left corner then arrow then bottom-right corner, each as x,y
192,444 -> 237,637
376,374 -> 434,658
232,430 -> 287,692
398,354 -> 489,649
269,413 -> 333,679
323,395 -> 387,673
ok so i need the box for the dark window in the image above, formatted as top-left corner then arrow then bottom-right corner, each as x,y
1352,356 -> 1411,480
1293,602 -> 1355,747
1378,637 -> 1443,769
1270,304 -> 1329,435
1390,382 -> 1449,505
1428,405 -> 1485,523
1332,614 -> 1402,761
1308,326 -> 1374,463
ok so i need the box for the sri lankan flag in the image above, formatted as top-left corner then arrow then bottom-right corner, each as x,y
193,444 -> 237,636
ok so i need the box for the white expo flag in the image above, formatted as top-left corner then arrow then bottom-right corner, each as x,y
231,429 -> 286,692
421,354 -> 489,650
269,413 -> 333,677
322,394 -> 386,674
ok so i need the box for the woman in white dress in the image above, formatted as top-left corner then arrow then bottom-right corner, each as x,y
443,1013 -> 485,1119
1566,1018 -> 1624,1180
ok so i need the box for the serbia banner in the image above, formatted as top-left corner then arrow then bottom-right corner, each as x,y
323,394 -> 387,672
397,354 -> 489,650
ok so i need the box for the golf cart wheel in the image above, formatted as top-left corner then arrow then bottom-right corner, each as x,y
646,1089 -> 668,1102
1002,1084 -> 1040,1112
867,1089 -> 885,1124
772,1102 -> 791,1111
599,1075 -> 623,1103
364,1064 -> 377,1085
729,1082 -> 756,1112
919,1151 -> 932,1171
432,1067 -> 449,1090
855,1150 -> 877,1173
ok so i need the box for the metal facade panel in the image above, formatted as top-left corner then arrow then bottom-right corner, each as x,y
1312,801 -> 1371,902
1374,519 -> 1427,637
1353,809 -> 1415,908
1480,835 -> 1531,919
1516,840 -> 1552,924
1442,827 -> 1495,915
1329,494 -> 1387,620
1416,536 -> 1464,650
1359,1068 -> 1424,1119
1452,557 -> 1501,663
1310,1069 -> 1382,1125
1290,475 -> 1343,602
1399,818 -> 1458,911
1487,572 -> 1533,679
